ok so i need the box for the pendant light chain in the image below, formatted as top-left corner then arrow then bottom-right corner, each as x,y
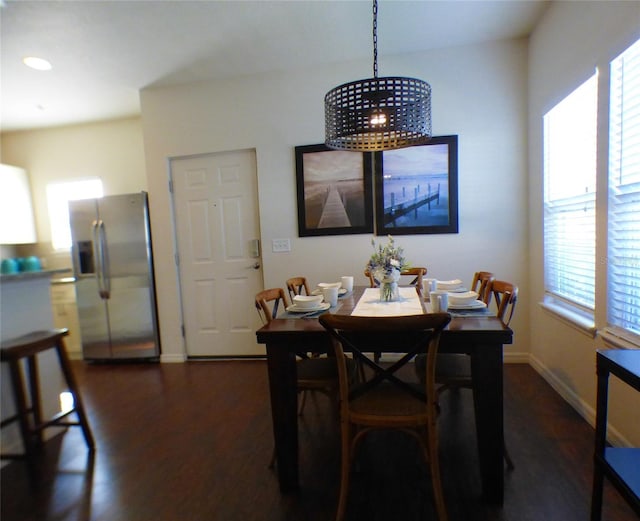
372,0 -> 378,78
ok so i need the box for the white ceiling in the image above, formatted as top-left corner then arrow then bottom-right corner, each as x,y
1,0 -> 549,132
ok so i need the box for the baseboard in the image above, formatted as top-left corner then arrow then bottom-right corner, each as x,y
160,353 -> 187,363
528,353 -> 632,448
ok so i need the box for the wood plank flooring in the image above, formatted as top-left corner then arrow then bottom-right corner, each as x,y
1,361 -> 637,521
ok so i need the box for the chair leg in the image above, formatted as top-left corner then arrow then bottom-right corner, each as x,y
54,340 -> 95,450
425,421 -> 448,521
335,422 -> 352,521
504,441 -> 515,470
298,390 -> 307,416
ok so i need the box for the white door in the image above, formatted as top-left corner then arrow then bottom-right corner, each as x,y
171,150 -> 264,356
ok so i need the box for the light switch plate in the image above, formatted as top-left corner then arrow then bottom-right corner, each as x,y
272,238 -> 291,252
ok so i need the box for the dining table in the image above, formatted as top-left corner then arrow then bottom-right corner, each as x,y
255,285 -> 513,504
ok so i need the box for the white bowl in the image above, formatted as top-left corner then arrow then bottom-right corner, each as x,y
292,294 -> 323,309
448,290 -> 479,306
436,279 -> 463,290
317,282 -> 342,290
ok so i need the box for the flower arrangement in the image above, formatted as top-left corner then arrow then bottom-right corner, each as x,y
367,235 -> 408,301
367,235 -> 407,277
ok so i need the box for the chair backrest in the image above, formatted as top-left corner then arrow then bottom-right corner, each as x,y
364,267 -> 427,293
286,277 -> 311,301
490,280 -> 518,326
255,288 -> 289,324
400,267 -> 427,295
471,271 -> 495,304
364,268 -> 376,287
319,313 -> 451,410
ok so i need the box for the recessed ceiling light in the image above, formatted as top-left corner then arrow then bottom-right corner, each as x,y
23,56 -> 52,71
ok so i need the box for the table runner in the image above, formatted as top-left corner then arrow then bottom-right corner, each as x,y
351,287 -> 424,317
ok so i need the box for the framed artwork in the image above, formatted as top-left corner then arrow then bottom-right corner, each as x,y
295,144 -> 373,237
374,135 -> 459,235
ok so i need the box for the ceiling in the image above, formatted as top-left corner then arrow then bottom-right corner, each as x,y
1,0 -> 549,133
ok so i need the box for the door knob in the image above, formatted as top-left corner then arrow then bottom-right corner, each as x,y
249,262 -> 260,270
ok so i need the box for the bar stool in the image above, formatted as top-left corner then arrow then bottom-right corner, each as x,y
1,328 -> 94,471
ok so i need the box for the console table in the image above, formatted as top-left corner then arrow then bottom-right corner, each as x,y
590,349 -> 640,520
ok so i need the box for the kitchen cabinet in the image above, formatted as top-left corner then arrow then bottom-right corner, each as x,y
0,164 -> 37,244
51,278 -> 82,358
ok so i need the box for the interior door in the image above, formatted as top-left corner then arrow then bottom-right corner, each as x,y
171,149 -> 264,356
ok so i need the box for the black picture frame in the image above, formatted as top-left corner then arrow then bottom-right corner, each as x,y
295,144 -> 373,237
374,135 -> 459,235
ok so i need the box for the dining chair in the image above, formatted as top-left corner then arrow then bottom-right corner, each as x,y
470,271 -> 495,304
286,276 -> 312,301
319,312 -> 452,521
417,279 -> 518,470
256,288 -> 351,417
256,287 -> 357,468
366,266 -> 428,362
364,267 -> 427,292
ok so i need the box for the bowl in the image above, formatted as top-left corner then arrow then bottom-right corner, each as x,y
292,294 -> 324,310
436,279 -> 463,290
448,290 -> 479,306
1,258 -> 19,275
317,282 -> 342,290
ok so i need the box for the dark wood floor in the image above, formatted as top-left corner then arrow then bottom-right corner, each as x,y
1,360 -> 636,521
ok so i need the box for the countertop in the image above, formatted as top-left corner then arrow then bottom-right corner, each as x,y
0,268 -> 71,283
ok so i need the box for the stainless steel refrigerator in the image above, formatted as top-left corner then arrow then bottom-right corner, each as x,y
69,192 -> 160,360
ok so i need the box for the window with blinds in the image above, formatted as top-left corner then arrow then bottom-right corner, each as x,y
543,74 -> 598,311
608,38 -> 640,338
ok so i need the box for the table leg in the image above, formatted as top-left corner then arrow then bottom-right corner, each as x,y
266,343 -> 299,493
470,343 -> 504,504
590,363 -> 609,521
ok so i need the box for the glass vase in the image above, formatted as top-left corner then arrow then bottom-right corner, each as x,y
378,268 -> 401,302
380,280 -> 400,302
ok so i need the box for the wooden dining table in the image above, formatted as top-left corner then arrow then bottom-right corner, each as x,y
255,286 -> 513,505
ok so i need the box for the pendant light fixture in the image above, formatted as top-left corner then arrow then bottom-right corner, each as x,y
324,0 -> 432,151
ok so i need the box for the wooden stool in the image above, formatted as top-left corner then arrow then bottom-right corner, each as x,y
1,328 -> 95,470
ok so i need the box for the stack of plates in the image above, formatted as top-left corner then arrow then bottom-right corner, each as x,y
448,291 -> 479,306
292,294 -> 323,310
286,302 -> 331,313
448,300 -> 487,310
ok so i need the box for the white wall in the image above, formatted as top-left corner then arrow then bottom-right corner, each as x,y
1,117 -> 148,267
528,1 -> 640,446
140,38 -> 530,363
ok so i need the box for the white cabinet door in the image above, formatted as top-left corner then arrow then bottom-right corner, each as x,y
0,164 -> 37,244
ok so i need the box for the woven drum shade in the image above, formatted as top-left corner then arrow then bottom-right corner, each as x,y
325,76 -> 432,152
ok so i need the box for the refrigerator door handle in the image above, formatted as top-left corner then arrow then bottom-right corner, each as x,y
92,220 -> 104,297
97,220 -> 111,299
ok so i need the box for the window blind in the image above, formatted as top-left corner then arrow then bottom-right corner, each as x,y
544,75 -> 598,310
608,38 -> 640,337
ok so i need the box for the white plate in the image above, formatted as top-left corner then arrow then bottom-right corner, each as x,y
312,288 -> 347,296
286,302 -> 331,313
447,300 -> 487,310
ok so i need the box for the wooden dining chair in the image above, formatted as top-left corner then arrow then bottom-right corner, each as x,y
364,267 -> 427,293
319,312 -> 452,521
470,271 -> 495,304
366,266 -> 428,362
417,279 -> 518,469
255,288 -> 347,417
286,276 -> 312,301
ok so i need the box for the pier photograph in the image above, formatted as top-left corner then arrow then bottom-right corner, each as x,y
375,135 -> 458,235
295,144 -> 373,236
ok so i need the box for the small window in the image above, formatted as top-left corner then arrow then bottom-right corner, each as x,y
543,74 -> 598,312
608,38 -> 640,338
47,179 -> 103,250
